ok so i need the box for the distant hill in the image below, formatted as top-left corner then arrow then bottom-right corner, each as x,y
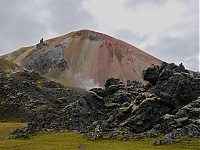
1,30 -> 162,89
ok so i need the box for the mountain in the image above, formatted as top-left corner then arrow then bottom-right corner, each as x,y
1,30 -> 162,89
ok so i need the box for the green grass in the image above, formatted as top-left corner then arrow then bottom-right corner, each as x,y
0,123 -> 199,150
0,58 -> 22,72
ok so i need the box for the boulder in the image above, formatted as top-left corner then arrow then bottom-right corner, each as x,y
143,64 -> 159,85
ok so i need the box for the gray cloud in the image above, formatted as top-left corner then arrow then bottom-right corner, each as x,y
146,30 -> 199,71
0,0 -> 199,71
114,29 -> 149,47
124,0 -> 167,10
122,0 -> 199,71
39,0 -> 97,35
114,29 -> 141,44
0,0 -> 96,55
115,27 -> 199,71
0,0 -> 47,53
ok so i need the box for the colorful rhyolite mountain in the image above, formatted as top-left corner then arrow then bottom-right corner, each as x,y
1,30 -> 162,89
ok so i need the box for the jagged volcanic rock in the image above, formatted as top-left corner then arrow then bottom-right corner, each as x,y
6,62 -> 199,145
0,30 -> 162,88
0,70 -> 86,122
144,62 -> 200,108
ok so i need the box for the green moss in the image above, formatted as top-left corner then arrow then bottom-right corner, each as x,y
131,98 -> 136,102
102,132 -> 110,139
5,74 -> 11,77
105,102 -> 118,108
143,97 -> 161,103
35,78 -> 47,88
163,114 -> 175,120
175,117 -> 188,127
131,105 -> 139,114
108,48 -> 114,58
114,49 -> 124,62
145,97 -> 156,101
89,91 -> 103,100
32,105 -> 48,114
122,92 -> 132,97
121,107 -> 130,113
148,64 -> 157,69
119,119 -> 130,127
121,105 -> 133,113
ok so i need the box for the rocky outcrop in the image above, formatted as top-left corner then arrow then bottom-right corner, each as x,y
145,62 -> 199,108
36,38 -> 48,49
0,70 -> 86,122
153,98 -> 200,145
21,46 -> 69,75
1,62 -> 199,145
143,62 -> 189,85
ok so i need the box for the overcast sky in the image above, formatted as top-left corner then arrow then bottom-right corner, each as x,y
0,0 -> 199,71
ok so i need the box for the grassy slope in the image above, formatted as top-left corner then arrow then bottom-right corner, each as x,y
0,58 -> 22,72
0,123 -> 199,150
